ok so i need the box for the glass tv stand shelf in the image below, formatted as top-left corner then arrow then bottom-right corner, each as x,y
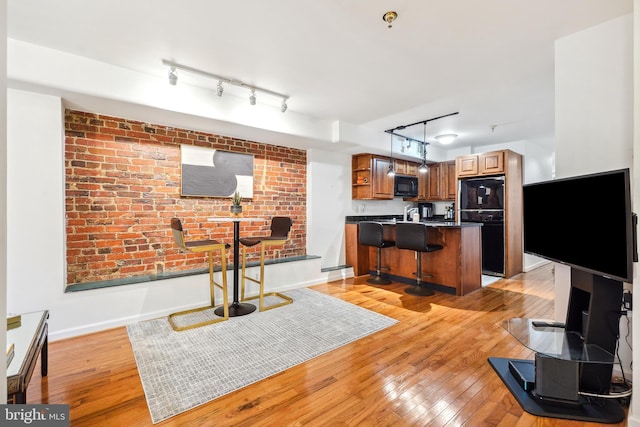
488,317 -> 625,423
502,318 -> 616,364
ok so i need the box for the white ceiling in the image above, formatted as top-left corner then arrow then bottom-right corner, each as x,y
7,0 -> 633,154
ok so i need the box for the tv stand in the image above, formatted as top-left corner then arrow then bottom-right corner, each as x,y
489,269 -> 625,423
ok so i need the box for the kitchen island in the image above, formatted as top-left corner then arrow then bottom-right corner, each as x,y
345,216 -> 483,296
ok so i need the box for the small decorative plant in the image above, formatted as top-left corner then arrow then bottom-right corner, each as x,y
230,191 -> 242,214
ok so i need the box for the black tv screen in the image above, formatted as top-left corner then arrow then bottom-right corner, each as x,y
523,168 -> 635,283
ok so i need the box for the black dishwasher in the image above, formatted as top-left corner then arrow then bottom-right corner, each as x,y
459,210 -> 505,277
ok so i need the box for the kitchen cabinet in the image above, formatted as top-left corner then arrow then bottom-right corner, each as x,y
394,159 -> 417,176
416,160 -> 456,201
456,155 -> 478,177
456,150 -> 505,177
445,161 -> 457,199
479,151 -> 505,175
353,154 -> 452,201
372,157 -> 394,199
352,154 -> 394,200
454,149 -> 523,279
426,163 -> 441,200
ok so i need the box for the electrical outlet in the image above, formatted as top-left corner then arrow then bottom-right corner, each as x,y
623,291 -> 632,311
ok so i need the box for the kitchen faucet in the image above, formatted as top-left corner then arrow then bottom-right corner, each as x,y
403,204 -> 413,222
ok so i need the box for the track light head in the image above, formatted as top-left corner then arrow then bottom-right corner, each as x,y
281,99 -> 288,113
216,81 -> 224,97
168,67 -> 178,85
249,90 -> 256,105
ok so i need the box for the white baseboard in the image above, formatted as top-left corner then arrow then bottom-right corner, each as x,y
523,259 -> 551,272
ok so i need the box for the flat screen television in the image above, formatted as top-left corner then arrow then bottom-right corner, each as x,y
523,168 -> 635,283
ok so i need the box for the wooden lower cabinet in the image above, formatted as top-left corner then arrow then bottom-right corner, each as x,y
345,222 -> 482,296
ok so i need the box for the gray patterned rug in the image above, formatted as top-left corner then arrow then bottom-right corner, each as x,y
126,288 -> 398,423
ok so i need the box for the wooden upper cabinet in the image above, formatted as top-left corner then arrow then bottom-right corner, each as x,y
405,162 -> 418,177
479,151 -> 505,175
352,154 -> 372,200
426,163 -> 441,200
456,151 -> 505,177
353,154 -> 452,201
352,154 -> 393,200
394,159 -> 418,176
371,157 -> 394,199
456,155 -> 478,177
394,159 -> 407,175
444,161 -> 457,200
415,161 -> 455,201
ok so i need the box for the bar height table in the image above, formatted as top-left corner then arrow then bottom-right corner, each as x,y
208,217 -> 264,317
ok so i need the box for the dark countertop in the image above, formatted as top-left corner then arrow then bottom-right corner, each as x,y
345,215 -> 482,228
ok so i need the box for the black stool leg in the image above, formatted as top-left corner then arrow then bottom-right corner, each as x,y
405,251 -> 434,296
367,247 -> 391,285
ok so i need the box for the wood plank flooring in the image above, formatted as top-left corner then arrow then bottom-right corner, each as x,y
25,264 -> 628,426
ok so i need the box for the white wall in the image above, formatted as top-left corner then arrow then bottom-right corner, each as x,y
554,13 -> 633,316
554,13 -> 635,419
307,148 -> 351,268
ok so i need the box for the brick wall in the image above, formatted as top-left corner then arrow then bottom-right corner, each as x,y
64,110 -> 306,285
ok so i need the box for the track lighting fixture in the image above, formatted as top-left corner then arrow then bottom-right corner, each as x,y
168,67 -> 178,86
162,59 -> 289,113
385,112 -> 459,163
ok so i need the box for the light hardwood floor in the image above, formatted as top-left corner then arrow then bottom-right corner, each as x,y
26,263 -> 628,426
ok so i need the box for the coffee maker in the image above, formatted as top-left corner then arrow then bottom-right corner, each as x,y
418,202 -> 434,220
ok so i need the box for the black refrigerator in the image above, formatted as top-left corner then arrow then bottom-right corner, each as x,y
458,176 -> 505,276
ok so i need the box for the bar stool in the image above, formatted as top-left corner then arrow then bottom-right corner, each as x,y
358,221 -> 395,285
395,222 -> 443,296
168,218 -> 230,331
240,216 -> 294,311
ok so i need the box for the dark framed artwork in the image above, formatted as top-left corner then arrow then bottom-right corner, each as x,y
180,145 -> 254,198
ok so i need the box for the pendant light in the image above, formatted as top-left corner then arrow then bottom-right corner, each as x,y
387,133 -> 395,177
418,122 -> 428,173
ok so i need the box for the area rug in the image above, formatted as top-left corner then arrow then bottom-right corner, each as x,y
126,288 -> 398,423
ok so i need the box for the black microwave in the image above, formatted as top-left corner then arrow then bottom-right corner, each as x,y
394,175 -> 418,197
